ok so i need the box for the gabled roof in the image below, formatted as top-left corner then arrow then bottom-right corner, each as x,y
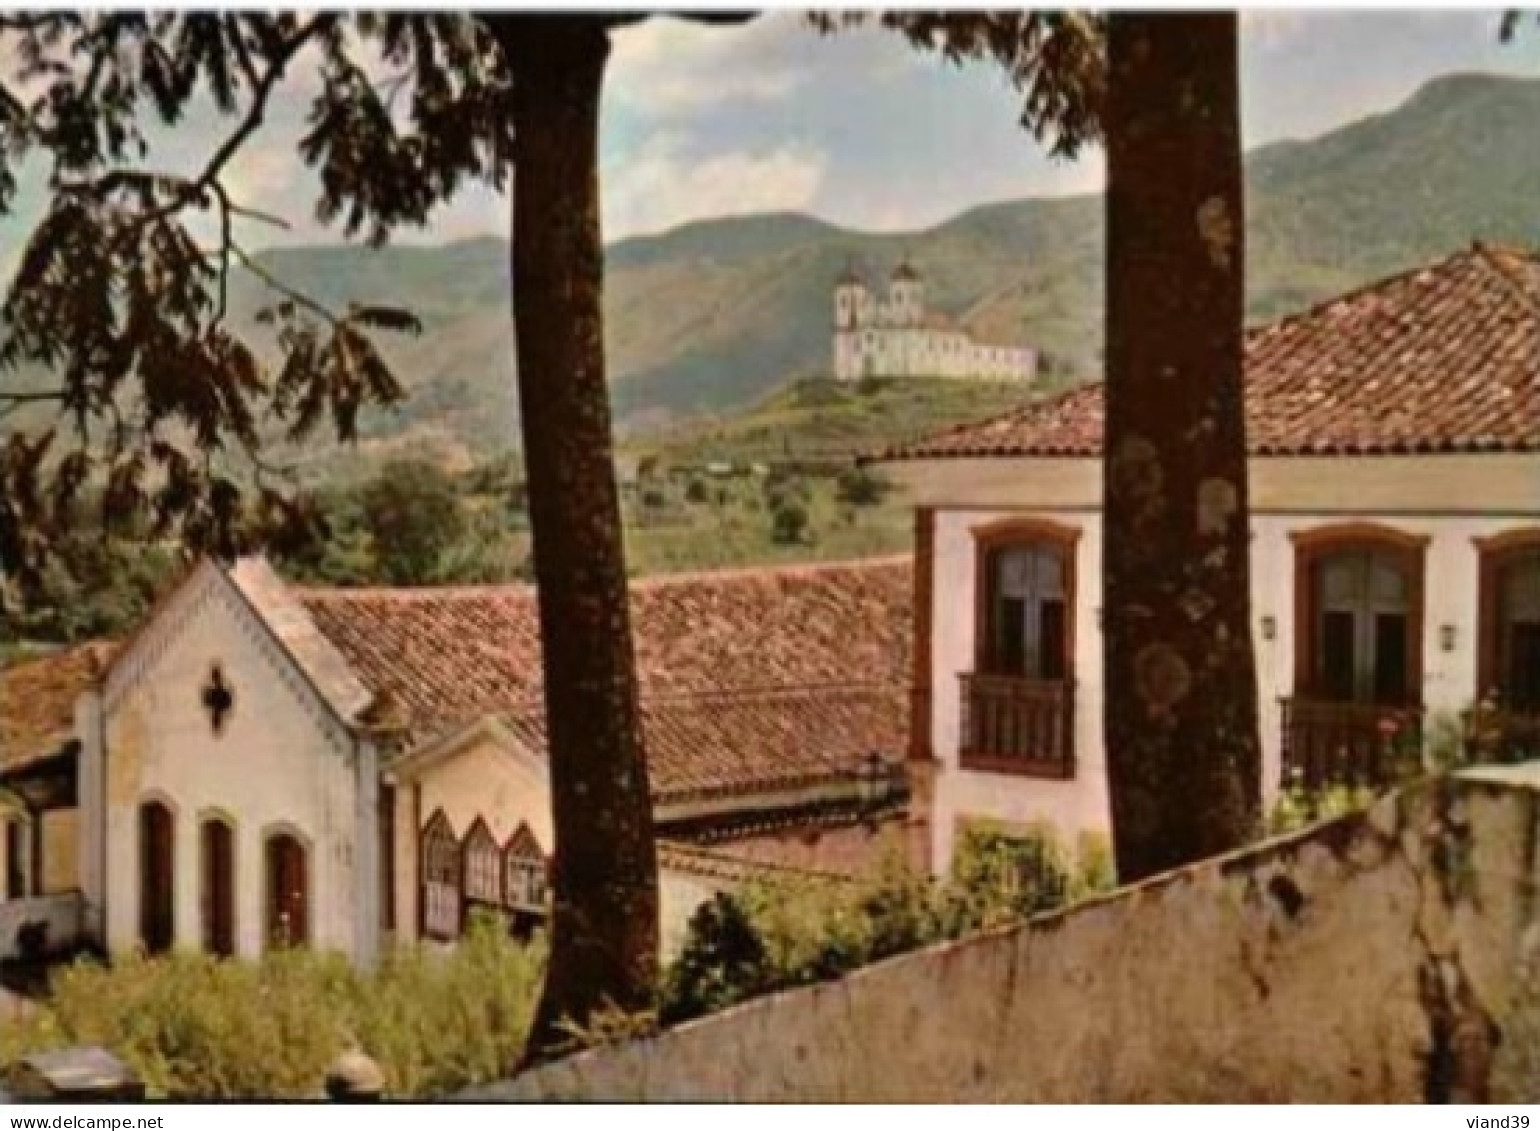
1,642 -> 114,773
296,557 -> 912,748
876,244 -> 1539,461
295,557 -> 912,806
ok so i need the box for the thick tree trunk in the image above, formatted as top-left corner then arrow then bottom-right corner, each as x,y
489,15 -> 661,1061
1102,14 -> 1261,881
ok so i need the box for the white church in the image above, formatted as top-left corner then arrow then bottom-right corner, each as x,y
832,261 -> 1038,383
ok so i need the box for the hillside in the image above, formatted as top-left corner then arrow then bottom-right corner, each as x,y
6,72 -> 1539,474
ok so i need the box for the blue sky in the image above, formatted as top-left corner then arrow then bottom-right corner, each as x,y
1,10 -> 1536,261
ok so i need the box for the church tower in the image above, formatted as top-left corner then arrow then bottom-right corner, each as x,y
834,263 -> 867,331
889,259 -> 924,328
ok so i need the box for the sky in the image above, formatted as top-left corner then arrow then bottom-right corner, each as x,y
0,9 -> 1537,264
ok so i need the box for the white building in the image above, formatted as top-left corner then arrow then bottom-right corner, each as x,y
833,262 -> 1037,383
872,244 -> 1540,874
1,558 -> 915,963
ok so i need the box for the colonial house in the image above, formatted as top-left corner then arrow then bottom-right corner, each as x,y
0,556 -> 912,962
871,244 -> 1539,874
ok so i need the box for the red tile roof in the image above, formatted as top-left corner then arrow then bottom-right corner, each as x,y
296,558 -> 913,803
1,642 -> 114,773
877,244 -> 1539,461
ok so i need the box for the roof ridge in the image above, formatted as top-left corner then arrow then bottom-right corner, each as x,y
295,580 -> 535,601
871,380 -> 1104,463
296,554 -> 911,603
625,553 -> 911,590
1242,243 -> 1488,346
1472,240 -> 1540,313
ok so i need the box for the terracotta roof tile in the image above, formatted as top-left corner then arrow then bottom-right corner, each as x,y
877,244 -> 1540,461
1,642 -> 114,772
297,558 -> 913,801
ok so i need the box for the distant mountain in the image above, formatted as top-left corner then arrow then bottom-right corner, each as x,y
10,72 -> 1540,473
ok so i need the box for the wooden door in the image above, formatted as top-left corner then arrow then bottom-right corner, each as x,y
265,833 -> 308,949
139,802 -> 175,954
200,820 -> 235,957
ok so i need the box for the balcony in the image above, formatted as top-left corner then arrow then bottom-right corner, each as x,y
958,673 -> 1074,779
1279,697 -> 1423,790
1463,705 -> 1540,766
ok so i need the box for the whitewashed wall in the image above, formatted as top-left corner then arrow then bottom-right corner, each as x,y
391,725 -> 553,945
926,491 -> 1538,873
100,568 -> 366,960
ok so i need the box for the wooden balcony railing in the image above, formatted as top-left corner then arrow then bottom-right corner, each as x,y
959,673 -> 1074,779
1279,697 -> 1424,790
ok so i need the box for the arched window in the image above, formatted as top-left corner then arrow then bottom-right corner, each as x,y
420,809 -> 461,941
264,830 -> 309,950
461,819 -> 501,908
1293,526 -> 1427,706
200,816 -> 236,957
982,543 -> 1070,680
963,519 -> 1080,777
503,823 -> 548,915
138,799 -> 175,954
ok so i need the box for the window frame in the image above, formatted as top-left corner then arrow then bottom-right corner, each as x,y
419,808 -> 462,942
461,817 -> 502,909
971,518 -> 1081,682
502,823 -> 549,915
1290,523 -> 1429,706
1475,528 -> 1540,711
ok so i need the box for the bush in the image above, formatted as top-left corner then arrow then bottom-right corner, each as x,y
661,824 -> 1109,1026
834,466 -> 890,508
0,914 -> 543,1100
1267,782 -> 1377,836
770,499 -> 810,545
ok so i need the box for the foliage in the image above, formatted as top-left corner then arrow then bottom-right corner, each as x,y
834,465 -> 891,508
1267,782 -> 1378,837
356,458 -> 468,585
661,824 -> 1114,1026
0,914 -> 543,1100
0,520 -> 179,643
769,497 -> 810,545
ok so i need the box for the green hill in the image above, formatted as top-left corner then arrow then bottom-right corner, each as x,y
8,72 -> 1540,475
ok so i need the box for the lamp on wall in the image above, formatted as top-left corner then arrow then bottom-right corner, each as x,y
1440,624 -> 1457,653
1260,615 -> 1277,642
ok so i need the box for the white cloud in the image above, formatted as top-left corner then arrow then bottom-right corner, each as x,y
1241,11 -> 1310,52
609,15 -> 812,115
603,135 -> 826,239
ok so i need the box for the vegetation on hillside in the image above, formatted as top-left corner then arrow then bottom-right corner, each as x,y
6,68 -> 1515,478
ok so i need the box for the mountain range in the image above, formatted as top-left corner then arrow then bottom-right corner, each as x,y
12,72 -> 1540,472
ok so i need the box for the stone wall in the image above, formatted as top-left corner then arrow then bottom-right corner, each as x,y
467,769 -> 1540,1102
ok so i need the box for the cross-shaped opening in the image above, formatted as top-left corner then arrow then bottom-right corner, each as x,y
201,665 -> 234,736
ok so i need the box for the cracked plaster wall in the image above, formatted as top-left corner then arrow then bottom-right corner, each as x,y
468,771 -> 1540,1102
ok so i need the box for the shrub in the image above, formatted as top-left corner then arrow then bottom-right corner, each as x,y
1267,782 -> 1377,836
661,824 -> 1098,1026
0,914 -> 543,1100
834,466 -> 890,508
770,499 -> 810,545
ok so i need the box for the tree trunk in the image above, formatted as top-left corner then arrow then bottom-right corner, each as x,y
488,15 -> 661,1061
1102,13 -> 1261,881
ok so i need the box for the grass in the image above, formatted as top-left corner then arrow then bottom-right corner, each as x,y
0,915 -> 543,1100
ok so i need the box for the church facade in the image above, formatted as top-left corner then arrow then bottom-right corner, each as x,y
832,262 -> 1037,383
